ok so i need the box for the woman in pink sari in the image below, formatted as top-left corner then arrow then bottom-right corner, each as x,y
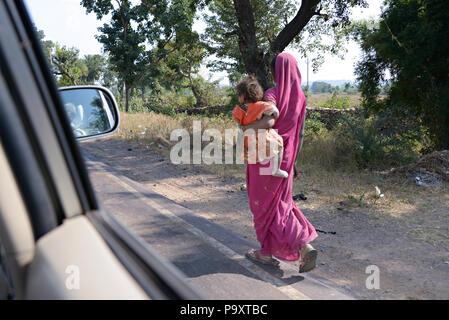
241,53 -> 318,273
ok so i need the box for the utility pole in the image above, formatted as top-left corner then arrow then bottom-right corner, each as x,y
307,57 -> 310,88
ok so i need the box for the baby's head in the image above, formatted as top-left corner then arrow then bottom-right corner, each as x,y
235,75 -> 264,104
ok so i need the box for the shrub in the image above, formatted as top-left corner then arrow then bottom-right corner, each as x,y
320,92 -> 350,109
336,112 -> 418,168
304,112 -> 328,138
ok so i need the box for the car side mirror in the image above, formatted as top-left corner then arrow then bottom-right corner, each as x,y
58,86 -> 120,140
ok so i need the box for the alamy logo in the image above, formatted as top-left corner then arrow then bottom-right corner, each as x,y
65,265 -> 80,290
365,265 -> 380,290
169,120 -> 281,174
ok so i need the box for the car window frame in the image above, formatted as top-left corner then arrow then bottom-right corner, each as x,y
0,0 -> 201,299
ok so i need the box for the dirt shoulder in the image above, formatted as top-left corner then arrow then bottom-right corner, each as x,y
80,137 -> 449,300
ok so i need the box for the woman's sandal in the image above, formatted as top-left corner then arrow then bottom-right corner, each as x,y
245,249 -> 280,267
299,244 -> 318,273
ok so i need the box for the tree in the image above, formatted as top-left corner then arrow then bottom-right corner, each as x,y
36,29 -> 55,65
311,81 -> 332,93
51,44 -> 87,86
82,0 -> 147,112
81,54 -> 106,84
203,0 -> 367,89
101,57 -> 122,96
82,0 -> 198,112
354,0 -> 449,149
161,42 -> 211,107
38,29 -> 112,87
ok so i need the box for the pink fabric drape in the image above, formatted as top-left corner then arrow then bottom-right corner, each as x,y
246,53 -> 317,261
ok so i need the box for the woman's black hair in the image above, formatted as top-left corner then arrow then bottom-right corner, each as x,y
271,56 -> 277,72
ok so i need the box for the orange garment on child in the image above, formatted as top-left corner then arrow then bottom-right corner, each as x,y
232,101 -> 284,163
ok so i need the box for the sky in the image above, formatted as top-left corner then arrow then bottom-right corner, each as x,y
24,0 -> 384,85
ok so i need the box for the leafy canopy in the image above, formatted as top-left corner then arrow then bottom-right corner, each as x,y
203,0 -> 367,82
354,0 -> 449,149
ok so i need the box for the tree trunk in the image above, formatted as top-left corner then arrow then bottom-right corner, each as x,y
189,77 -> 207,108
233,0 -> 270,90
118,82 -> 124,103
125,82 -> 131,113
435,119 -> 449,150
232,0 -> 322,89
269,0 -> 321,54
192,86 -> 206,108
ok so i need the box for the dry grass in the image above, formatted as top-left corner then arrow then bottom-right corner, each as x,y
115,110 -> 449,249
307,93 -> 362,109
118,111 -> 235,141
116,111 -> 246,176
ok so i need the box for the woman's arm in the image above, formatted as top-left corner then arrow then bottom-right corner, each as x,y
240,100 -> 277,132
239,115 -> 275,132
293,110 -> 306,178
297,112 -> 306,154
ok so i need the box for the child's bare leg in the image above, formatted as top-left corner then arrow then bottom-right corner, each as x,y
272,149 -> 288,178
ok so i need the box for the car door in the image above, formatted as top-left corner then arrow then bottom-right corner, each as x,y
0,0 -> 200,300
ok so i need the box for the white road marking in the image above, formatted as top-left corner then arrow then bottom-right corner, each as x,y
101,169 -> 311,300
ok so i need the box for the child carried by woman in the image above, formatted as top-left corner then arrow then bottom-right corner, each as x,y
232,75 -> 288,178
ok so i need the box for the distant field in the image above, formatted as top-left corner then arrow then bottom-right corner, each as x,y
306,93 -> 361,109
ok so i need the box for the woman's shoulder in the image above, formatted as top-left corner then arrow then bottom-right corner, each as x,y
264,87 -> 276,103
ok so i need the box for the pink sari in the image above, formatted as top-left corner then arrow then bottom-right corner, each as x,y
246,53 -> 317,261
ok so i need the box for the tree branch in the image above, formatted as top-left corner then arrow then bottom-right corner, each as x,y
270,0 -> 321,54
224,30 -> 239,37
130,46 -> 177,92
384,20 -> 409,54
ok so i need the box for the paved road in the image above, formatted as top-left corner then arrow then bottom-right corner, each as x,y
84,152 -> 354,300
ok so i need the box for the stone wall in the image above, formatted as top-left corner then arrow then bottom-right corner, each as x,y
176,105 -> 361,129
306,107 -> 361,129
176,105 -> 229,116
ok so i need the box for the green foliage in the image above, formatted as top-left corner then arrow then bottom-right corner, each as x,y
203,0 -> 368,80
304,112 -> 328,138
311,81 -> 332,93
226,87 -> 240,109
81,54 -> 106,84
101,58 -> 121,92
302,85 -> 311,98
81,0 -> 200,111
311,82 -> 348,94
37,29 -> 55,63
354,0 -> 449,149
82,0 -> 148,104
321,92 -> 350,109
343,82 -> 359,95
51,44 -> 87,86
203,0 -> 297,81
155,89 -> 192,108
38,29 -> 110,87
337,112 -> 418,168
191,77 -> 230,107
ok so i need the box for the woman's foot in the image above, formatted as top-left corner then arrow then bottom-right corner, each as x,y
299,244 -> 317,273
245,249 -> 280,266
